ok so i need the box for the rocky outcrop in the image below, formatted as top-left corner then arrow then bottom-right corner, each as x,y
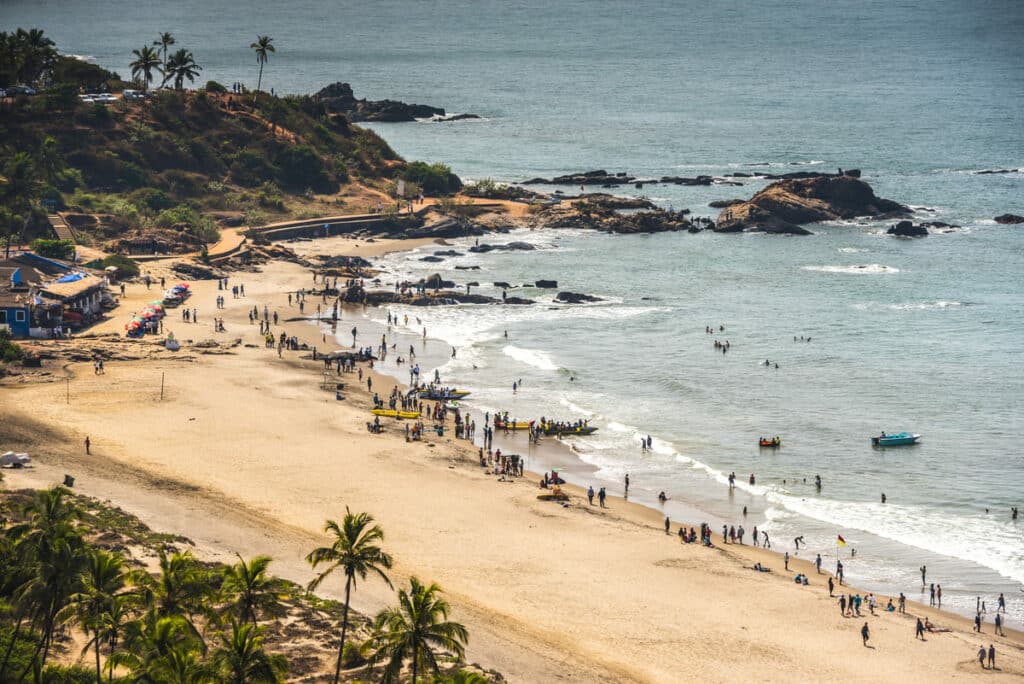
315,82 -> 444,122
887,221 -> 928,237
714,176 -> 909,235
419,256 -> 445,262
709,199 -> 744,208
546,208 -> 692,234
431,113 -> 482,122
534,280 -> 558,289
555,291 -> 603,304
400,216 -> 484,239
994,213 -> 1024,224
468,241 -> 535,253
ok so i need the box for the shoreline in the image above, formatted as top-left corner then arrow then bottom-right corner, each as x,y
307,228 -> 1024,625
3,235 -> 1022,681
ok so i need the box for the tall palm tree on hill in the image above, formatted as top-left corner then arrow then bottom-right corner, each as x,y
153,32 -> 175,79
161,48 -> 202,91
220,554 -> 283,628
250,35 -> 275,103
210,618 -> 286,683
130,45 -> 161,91
306,509 -> 393,684
367,577 -> 469,684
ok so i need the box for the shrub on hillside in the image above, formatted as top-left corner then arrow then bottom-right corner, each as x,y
403,161 -> 461,196
30,238 -> 75,260
229,150 -> 274,188
101,254 -> 140,277
204,80 -> 227,93
156,204 -> 220,243
276,145 -> 336,194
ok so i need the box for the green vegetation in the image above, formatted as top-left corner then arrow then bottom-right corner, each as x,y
100,254 -> 141,277
1,27 -> 459,256
402,162 -> 461,196
29,238 -> 74,260
0,487 -> 479,683
250,35 -> 275,103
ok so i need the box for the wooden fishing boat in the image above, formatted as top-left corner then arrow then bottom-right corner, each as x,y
759,438 -> 781,448
871,432 -> 920,447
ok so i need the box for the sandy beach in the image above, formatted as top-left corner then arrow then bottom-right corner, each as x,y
3,239 -> 1022,683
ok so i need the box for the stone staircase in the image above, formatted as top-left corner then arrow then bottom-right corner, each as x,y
48,213 -> 76,242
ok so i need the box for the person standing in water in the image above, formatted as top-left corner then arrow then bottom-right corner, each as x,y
624,473 -> 630,494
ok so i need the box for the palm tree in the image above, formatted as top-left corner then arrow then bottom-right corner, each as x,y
111,612 -> 206,681
132,549 -> 211,642
209,618 -> 286,683
153,32 -> 176,78
93,594 -> 133,683
250,35 -> 275,103
368,577 -> 469,684
220,554 -> 283,628
13,28 -> 56,85
130,46 -> 162,91
60,548 -> 126,684
162,49 -> 202,91
306,509 -> 393,684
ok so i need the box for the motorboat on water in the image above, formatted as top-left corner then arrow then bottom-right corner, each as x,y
871,432 -> 920,447
759,437 -> 781,448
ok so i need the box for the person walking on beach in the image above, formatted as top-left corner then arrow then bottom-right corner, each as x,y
861,622 -> 870,647
737,525 -> 745,544
974,613 -> 982,632
837,560 -> 844,585
762,530 -> 770,548
921,565 -> 927,586
995,612 -> 1005,636
665,517 -> 671,535
937,585 -> 942,609
752,526 -> 759,547
929,584 -> 936,606
839,595 -> 847,616
828,576 -> 834,597
587,486 -> 594,505
723,525 -> 729,543
979,645 -> 987,669
598,487 -> 606,508
784,551 -> 790,571
84,436 -> 90,455
915,617 -> 926,640
998,593 -> 1006,613
815,554 -> 822,574
625,473 -> 629,494
899,593 -> 906,613
988,644 -> 996,669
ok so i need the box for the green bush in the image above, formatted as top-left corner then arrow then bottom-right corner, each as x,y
1,329 -> 23,362
403,161 -> 460,196
276,145 -> 336,194
39,664 -> 102,684
101,254 -> 140,277
131,187 -> 173,211
155,204 -> 219,242
30,238 -> 75,260
229,150 -> 273,188
205,80 -> 227,93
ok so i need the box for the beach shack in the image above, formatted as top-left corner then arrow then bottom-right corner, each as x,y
0,267 -> 33,337
0,253 -> 114,337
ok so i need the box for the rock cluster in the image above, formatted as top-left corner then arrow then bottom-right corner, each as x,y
994,213 -> 1024,224
714,176 -> 909,235
315,82 -> 444,122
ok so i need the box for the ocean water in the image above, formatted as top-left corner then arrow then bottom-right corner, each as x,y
6,0 -> 1023,622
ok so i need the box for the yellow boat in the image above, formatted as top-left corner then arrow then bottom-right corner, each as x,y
372,409 -> 421,419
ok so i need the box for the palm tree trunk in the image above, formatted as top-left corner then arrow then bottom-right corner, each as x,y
0,612 -> 26,679
412,644 -> 418,684
333,576 -> 352,684
94,628 -> 101,684
254,62 -> 264,106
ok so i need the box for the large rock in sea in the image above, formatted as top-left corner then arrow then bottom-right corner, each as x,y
994,213 -> 1024,224
714,176 -> 909,235
534,280 -> 558,289
887,221 -> 928,237
555,291 -> 603,303
315,82 -> 444,122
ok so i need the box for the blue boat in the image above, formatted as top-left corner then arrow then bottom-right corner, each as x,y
871,432 -> 921,447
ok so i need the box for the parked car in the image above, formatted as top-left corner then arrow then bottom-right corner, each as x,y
122,89 -> 144,100
5,85 -> 37,97
94,93 -> 117,103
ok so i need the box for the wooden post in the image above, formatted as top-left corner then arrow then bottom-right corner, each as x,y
160,371 -> 165,400
66,377 -> 69,404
